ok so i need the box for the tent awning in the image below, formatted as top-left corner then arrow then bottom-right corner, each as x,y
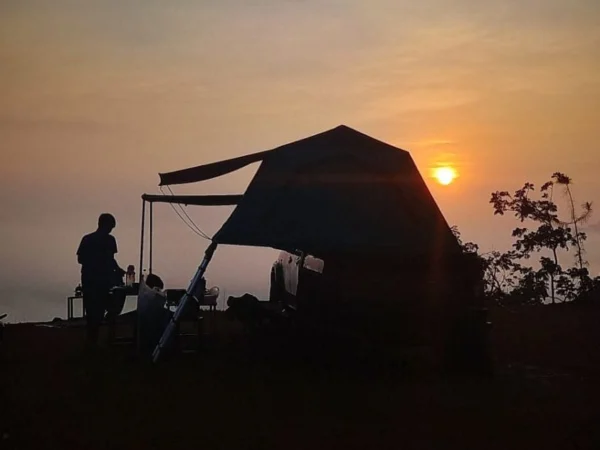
159,150 -> 272,186
141,194 -> 242,206
157,125 -> 462,257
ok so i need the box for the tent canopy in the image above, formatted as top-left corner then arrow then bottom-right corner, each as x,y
141,194 -> 242,206
159,125 -> 461,258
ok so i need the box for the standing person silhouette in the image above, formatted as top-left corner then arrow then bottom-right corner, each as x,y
77,213 -> 125,350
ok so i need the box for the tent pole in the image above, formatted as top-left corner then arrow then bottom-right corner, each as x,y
149,201 -> 153,274
152,241 -> 218,363
139,198 -> 146,283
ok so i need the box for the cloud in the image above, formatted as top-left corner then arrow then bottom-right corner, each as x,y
411,140 -> 457,148
0,115 -> 120,133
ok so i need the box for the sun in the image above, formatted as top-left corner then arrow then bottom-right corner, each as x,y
433,166 -> 457,185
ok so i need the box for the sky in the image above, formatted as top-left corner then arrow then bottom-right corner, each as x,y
1,0 -> 599,322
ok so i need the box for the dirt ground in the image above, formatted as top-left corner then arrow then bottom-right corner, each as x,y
1,304 -> 600,450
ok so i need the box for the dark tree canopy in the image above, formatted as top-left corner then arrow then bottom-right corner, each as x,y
453,173 -> 598,306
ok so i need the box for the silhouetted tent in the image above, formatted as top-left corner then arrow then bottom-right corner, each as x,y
152,126 -> 490,371
159,125 -> 461,259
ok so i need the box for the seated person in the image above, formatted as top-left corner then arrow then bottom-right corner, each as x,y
145,273 -> 164,290
137,273 -> 168,358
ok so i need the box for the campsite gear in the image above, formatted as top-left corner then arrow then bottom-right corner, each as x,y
152,242 -> 216,362
164,289 -> 206,353
226,294 -> 271,329
106,286 -> 129,319
126,265 -> 135,286
105,283 -> 140,345
204,286 -> 220,311
68,284 -> 84,320
166,289 -> 187,307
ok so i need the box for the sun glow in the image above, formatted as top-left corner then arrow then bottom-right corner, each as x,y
433,166 -> 457,185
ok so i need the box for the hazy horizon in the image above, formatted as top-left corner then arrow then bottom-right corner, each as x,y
1,0 -> 599,322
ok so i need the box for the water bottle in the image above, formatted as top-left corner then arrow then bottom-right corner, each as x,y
126,265 -> 136,286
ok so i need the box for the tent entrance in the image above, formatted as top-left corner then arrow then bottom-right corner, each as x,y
138,193 -> 242,281
138,193 -> 242,363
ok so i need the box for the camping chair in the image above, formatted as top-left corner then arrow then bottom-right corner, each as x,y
166,289 -> 204,353
201,286 -> 219,334
203,286 -> 219,310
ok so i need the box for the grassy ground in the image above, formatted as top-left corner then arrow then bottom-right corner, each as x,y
1,304 -> 600,450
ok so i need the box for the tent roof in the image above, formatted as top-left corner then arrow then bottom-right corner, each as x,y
160,125 -> 409,187
159,125 -> 461,257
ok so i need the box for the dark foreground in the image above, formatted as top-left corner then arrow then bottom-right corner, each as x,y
2,304 -> 600,450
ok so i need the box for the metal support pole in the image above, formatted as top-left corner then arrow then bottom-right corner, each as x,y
149,201 -> 154,274
152,241 -> 218,363
139,198 -> 146,283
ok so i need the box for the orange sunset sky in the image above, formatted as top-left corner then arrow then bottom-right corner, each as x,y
1,0 -> 599,321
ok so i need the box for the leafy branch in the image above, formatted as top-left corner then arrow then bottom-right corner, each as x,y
453,172 -> 598,306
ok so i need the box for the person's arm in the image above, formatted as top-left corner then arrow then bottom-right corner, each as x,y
110,236 -> 125,276
76,236 -> 87,265
112,259 -> 125,276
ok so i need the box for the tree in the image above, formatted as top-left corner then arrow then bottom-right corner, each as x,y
489,174 -> 595,304
453,173 -> 598,305
551,172 -> 593,287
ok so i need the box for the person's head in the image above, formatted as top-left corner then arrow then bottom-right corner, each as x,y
97,213 -> 116,233
145,273 -> 164,290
